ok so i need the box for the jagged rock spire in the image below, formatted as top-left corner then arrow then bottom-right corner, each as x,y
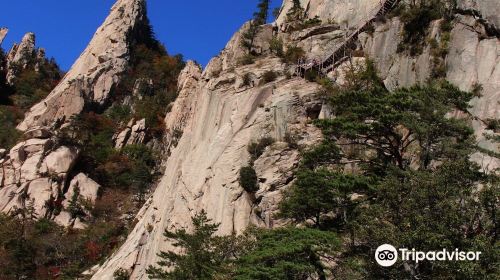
0,28 -> 7,46
5,32 -> 37,84
17,0 -> 148,131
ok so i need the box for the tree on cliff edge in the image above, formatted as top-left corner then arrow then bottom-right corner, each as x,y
241,0 -> 271,53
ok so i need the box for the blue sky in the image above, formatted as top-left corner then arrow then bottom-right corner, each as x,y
0,0 -> 282,70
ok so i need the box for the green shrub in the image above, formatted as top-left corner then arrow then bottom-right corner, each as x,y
114,268 -> 130,280
282,46 -> 305,64
242,73 -> 252,87
0,106 -> 22,149
304,69 -> 320,82
239,166 -> 259,193
269,37 -> 284,57
397,1 -> 455,56
260,70 -> 278,84
107,104 -> 131,124
248,137 -> 275,162
486,119 -> 500,132
239,54 -> 256,65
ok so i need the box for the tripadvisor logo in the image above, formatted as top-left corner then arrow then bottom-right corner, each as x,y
375,244 -> 482,267
375,244 -> 398,267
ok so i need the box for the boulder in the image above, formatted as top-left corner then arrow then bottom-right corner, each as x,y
114,127 -> 132,149
40,146 -> 78,175
24,126 -> 52,139
458,0 -> 500,29
126,118 -> 147,146
64,173 -> 100,207
26,178 -> 54,217
9,139 -> 53,165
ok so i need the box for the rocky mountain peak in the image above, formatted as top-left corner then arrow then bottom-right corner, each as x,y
5,32 -> 38,84
17,0 -> 147,131
0,27 -> 7,46
0,0 -> 150,231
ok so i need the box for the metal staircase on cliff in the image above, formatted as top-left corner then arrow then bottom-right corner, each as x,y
296,0 -> 400,77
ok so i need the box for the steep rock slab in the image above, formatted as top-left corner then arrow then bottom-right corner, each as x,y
17,0 -> 147,131
92,54 -> 322,279
276,0 -> 380,30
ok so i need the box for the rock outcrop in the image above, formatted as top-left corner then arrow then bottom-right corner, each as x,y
0,0 -> 148,228
5,32 -> 39,84
458,0 -> 500,29
276,0 -> 380,30
114,118 -> 148,149
0,28 -> 7,46
17,0 -> 148,131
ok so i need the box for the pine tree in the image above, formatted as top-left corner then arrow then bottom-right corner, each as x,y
234,227 -> 340,280
287,0 -> 304,21
147,210 -> 230,280
241,0 -> 271,53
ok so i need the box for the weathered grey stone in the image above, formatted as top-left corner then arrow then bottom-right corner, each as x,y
458,0 -> 500,29
92,53 -> 322,278
40,146 -> 78,175
26,178 -> 54,218
126,119 -> 147,146
24,126 -> 52,139
276,0 -> 381,31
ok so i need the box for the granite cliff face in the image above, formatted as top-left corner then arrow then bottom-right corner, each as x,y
0,0 -> 148,228
0,0 -> 498,278
92,23 -> 324,279
92,1 -> 498,278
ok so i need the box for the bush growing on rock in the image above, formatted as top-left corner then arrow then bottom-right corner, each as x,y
269,37 -> 284,57
282,45 -> 305,64
260,70 -> 278,84
397,0 -> 456,56
113,268 -> 130,280
242,73 -> 253,87
278,60 -> 499,278
241,0 -> 270,53
247,137 -> 275,162
239,54 -> 256,65
239,166 -> 259,193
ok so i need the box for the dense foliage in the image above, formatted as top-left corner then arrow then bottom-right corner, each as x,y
279,61 -> 499,278
147,212 -> 340,280
395,0 -> 456,55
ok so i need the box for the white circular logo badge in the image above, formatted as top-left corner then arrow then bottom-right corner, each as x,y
375,244 -> 398,267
